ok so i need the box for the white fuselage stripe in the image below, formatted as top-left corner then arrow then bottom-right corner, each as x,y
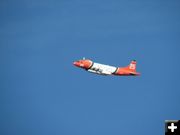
88,62 -> 117,74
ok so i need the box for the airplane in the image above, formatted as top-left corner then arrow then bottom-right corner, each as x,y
73,58 -> 140,76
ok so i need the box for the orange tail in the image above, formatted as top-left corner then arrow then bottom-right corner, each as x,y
127,60 -> 136,72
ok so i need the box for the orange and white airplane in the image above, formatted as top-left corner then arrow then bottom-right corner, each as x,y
73,58 -> 140,76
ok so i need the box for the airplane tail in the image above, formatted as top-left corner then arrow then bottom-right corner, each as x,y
127,60 -> 136,72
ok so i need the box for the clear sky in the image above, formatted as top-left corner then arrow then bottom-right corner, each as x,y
1,0 -> 180,135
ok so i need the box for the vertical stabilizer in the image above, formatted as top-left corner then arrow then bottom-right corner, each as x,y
128,60 -> 136,72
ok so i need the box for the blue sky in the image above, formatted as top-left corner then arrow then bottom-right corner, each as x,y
1,0 -> 180,135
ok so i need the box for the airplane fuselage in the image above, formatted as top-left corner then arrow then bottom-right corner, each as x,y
87,62 -> 117,75
73,59 -> 140,76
